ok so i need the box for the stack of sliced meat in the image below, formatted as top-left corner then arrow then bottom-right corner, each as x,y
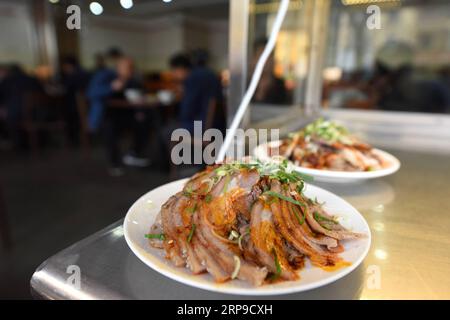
277,134 -> 388,172
148,164 -> 364,286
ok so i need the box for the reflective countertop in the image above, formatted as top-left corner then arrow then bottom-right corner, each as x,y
30,150 -> 450,299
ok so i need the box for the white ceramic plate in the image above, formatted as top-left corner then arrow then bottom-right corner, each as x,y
254,141 -> 401,183
124,179 -> 371,296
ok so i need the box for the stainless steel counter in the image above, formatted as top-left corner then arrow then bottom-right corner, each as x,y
30,150 -> 450,299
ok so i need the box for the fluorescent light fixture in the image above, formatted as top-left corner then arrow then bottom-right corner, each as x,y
120,0 -> 134,9
90,2 -> 104,15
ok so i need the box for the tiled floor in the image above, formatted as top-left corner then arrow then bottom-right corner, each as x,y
0,147 -> 182,299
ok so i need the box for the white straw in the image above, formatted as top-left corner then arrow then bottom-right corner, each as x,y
217,0 -> 290,162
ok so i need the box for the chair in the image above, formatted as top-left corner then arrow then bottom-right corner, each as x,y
21,91 -> 67,155
0,182 -> 12,250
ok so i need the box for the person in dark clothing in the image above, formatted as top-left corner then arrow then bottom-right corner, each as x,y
0,65 -> 9,142
93,53 -> 106,73
158,52 -> 224,169
87,48 -> 123,132
376,64 -> 450,113
103,57 -> 152,176
170,52 -> 224,133
0,64 -> 43,149
60,56 -> 90,146
251,38 -> 289,105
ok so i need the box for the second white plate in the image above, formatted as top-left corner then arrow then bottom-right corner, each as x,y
254,141 -> 401,183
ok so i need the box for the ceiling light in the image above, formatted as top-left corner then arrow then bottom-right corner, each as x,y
163,0 -> 173,3
89,2 -> 104,15
49,0 -> 60,4
120,0 -> 134,9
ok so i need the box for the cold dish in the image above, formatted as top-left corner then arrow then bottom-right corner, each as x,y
274,118 -> 390,172
146,160 -> 365,286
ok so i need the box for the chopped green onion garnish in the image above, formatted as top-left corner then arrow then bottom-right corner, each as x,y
222,174 -> 231,194
187,224 -> 196,243
314,197 -> 325,206
145,233 -> 165,241
213,160 -> 312,188
200,178 -> 215,193
264,191 -> 305,208
271,248 -> 282,280
313,211 -> 337,230
204,194 -> 212,203
314,211 -> 337,224
301,118 -> 349,143
186,203 -> 197,214
183,186 -> 194,197
292,206 -> 305,225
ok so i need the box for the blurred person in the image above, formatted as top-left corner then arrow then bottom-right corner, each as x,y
0,64 -> 8,143
438,66 -> 450,113
0,64 -> 8,112
170,51 -> 223,133
86,47 -> 123,132
60,56 -> 90,146
372,43 -> 450,113
0,64 -> 43,149
103,57 -> 152,176
251,38 -> 288,105
326,69 -> 375,110
376,63 -> 450,113
157,52 -> 224,169
93,53 -> 106,73
0,64 -> 8,83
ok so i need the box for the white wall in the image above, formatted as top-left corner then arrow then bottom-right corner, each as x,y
79,14 -> 228,72
0,0 -> 37,71
184,17 -> 229,70
79,15 -> 185,71
206,20 -> 229,70
0,1 -> 229,73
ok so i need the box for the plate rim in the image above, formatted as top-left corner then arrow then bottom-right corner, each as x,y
253,140 -> 401,180
124,179 -> 372,296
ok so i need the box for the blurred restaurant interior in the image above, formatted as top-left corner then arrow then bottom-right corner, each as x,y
1,0 -> 450,299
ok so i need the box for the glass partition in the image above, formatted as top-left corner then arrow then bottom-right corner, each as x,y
322,0 -> 450,114
242,0 -> 323,125
230,0 -> 450,129
248,0 -> 310,106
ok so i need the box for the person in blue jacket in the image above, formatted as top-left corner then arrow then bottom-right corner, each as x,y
86,48 -> 123,132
